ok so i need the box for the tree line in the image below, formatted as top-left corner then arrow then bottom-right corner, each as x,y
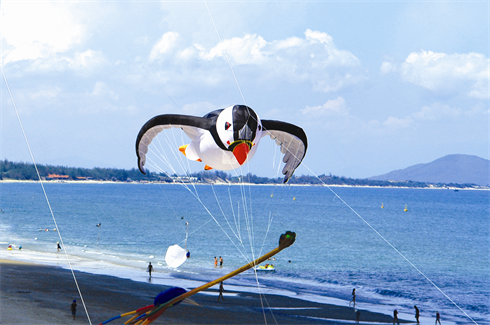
0,159 -> 478,188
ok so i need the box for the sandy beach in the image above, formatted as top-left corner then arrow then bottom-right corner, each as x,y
0,259 -> 402,325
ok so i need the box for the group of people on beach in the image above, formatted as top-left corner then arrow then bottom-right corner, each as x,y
350,288 -> 442,324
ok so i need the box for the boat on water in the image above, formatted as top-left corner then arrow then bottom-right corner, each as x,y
254,264 -> 275,272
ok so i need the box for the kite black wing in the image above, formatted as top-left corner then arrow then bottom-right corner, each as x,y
261,120 -> 308,183
136,114 -> 213,174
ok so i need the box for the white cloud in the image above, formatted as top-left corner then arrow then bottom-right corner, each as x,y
1,1 -> 85,65
148,29 -> 363,93
149,32 -> 181,62
301,97 -> 349,116
381,50 -> 489,99
200,34 -> 268,65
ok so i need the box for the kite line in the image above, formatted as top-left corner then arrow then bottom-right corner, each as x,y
1,66 -> 93,325
200,3 -> 478,324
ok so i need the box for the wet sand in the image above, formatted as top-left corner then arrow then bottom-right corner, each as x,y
0,259 -> 399,324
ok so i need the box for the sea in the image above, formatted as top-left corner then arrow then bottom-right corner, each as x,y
1,182 -> 489,325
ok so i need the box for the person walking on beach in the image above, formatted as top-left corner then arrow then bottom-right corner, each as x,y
349,288 -> 356,307
147,262 -> 153,278
356,310 -> 361,323
414,305 -> 420,323
217,281 -> 225,302
393,309 -> 399,325
57,242 -> 61,252
219,256 -> 223,267
435,311 -> 441,325
71,299 -> 77,320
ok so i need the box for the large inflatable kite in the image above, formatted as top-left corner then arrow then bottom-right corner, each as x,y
136,105 -> 307,183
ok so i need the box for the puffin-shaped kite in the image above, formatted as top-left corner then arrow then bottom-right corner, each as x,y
136,105 -> 307,183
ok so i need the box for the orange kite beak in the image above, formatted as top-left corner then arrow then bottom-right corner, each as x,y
232,142 -> 251,165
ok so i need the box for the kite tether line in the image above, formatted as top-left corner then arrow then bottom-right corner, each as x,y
306,165 -> 479,325
202,3 -> 478,323
202,3 -> 280,324
1,67 -> 93,325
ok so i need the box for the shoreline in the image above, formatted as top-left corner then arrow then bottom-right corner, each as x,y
1,257 -> 409,325
1,179 -> 487,190
0,248 -> 446,325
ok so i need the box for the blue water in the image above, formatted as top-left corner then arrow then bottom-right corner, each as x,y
1,182 -> 489,324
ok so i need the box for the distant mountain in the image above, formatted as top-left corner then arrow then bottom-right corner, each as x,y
369,154 -> 490,186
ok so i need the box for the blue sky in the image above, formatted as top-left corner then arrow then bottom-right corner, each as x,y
1,1 -> 489,179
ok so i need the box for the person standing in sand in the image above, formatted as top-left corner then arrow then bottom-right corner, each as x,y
147,262 -> 153,278
349,288 -> 356,307
414,305 -> 420,323
435,311 -> 441,325
393,309 -> 399,325
71,299 -> 77,320
217,281 -> 225,302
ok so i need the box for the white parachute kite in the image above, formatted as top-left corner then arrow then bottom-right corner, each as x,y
165,245 -> 187,268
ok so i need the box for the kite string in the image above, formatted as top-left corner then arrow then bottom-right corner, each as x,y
299,163 -> 479,325
145,152 -> 254,265
148,129 -> 259,264
210,184 -> 246,249
221,154 -> 264,264
204,0 -> 275,262
203,3 -> 275,322
261,125 -> 478,324
228,187 -> 242,242
204,1 -> 247,107
1,67 -> 93,325
200,3 -> 475,320
247,112 -> 479,324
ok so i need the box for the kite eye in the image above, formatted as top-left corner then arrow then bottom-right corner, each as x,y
258,125 -> 262,131
225,122 -> 231,130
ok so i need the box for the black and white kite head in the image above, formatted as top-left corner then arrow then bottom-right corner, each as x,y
215,105 -> 263,165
